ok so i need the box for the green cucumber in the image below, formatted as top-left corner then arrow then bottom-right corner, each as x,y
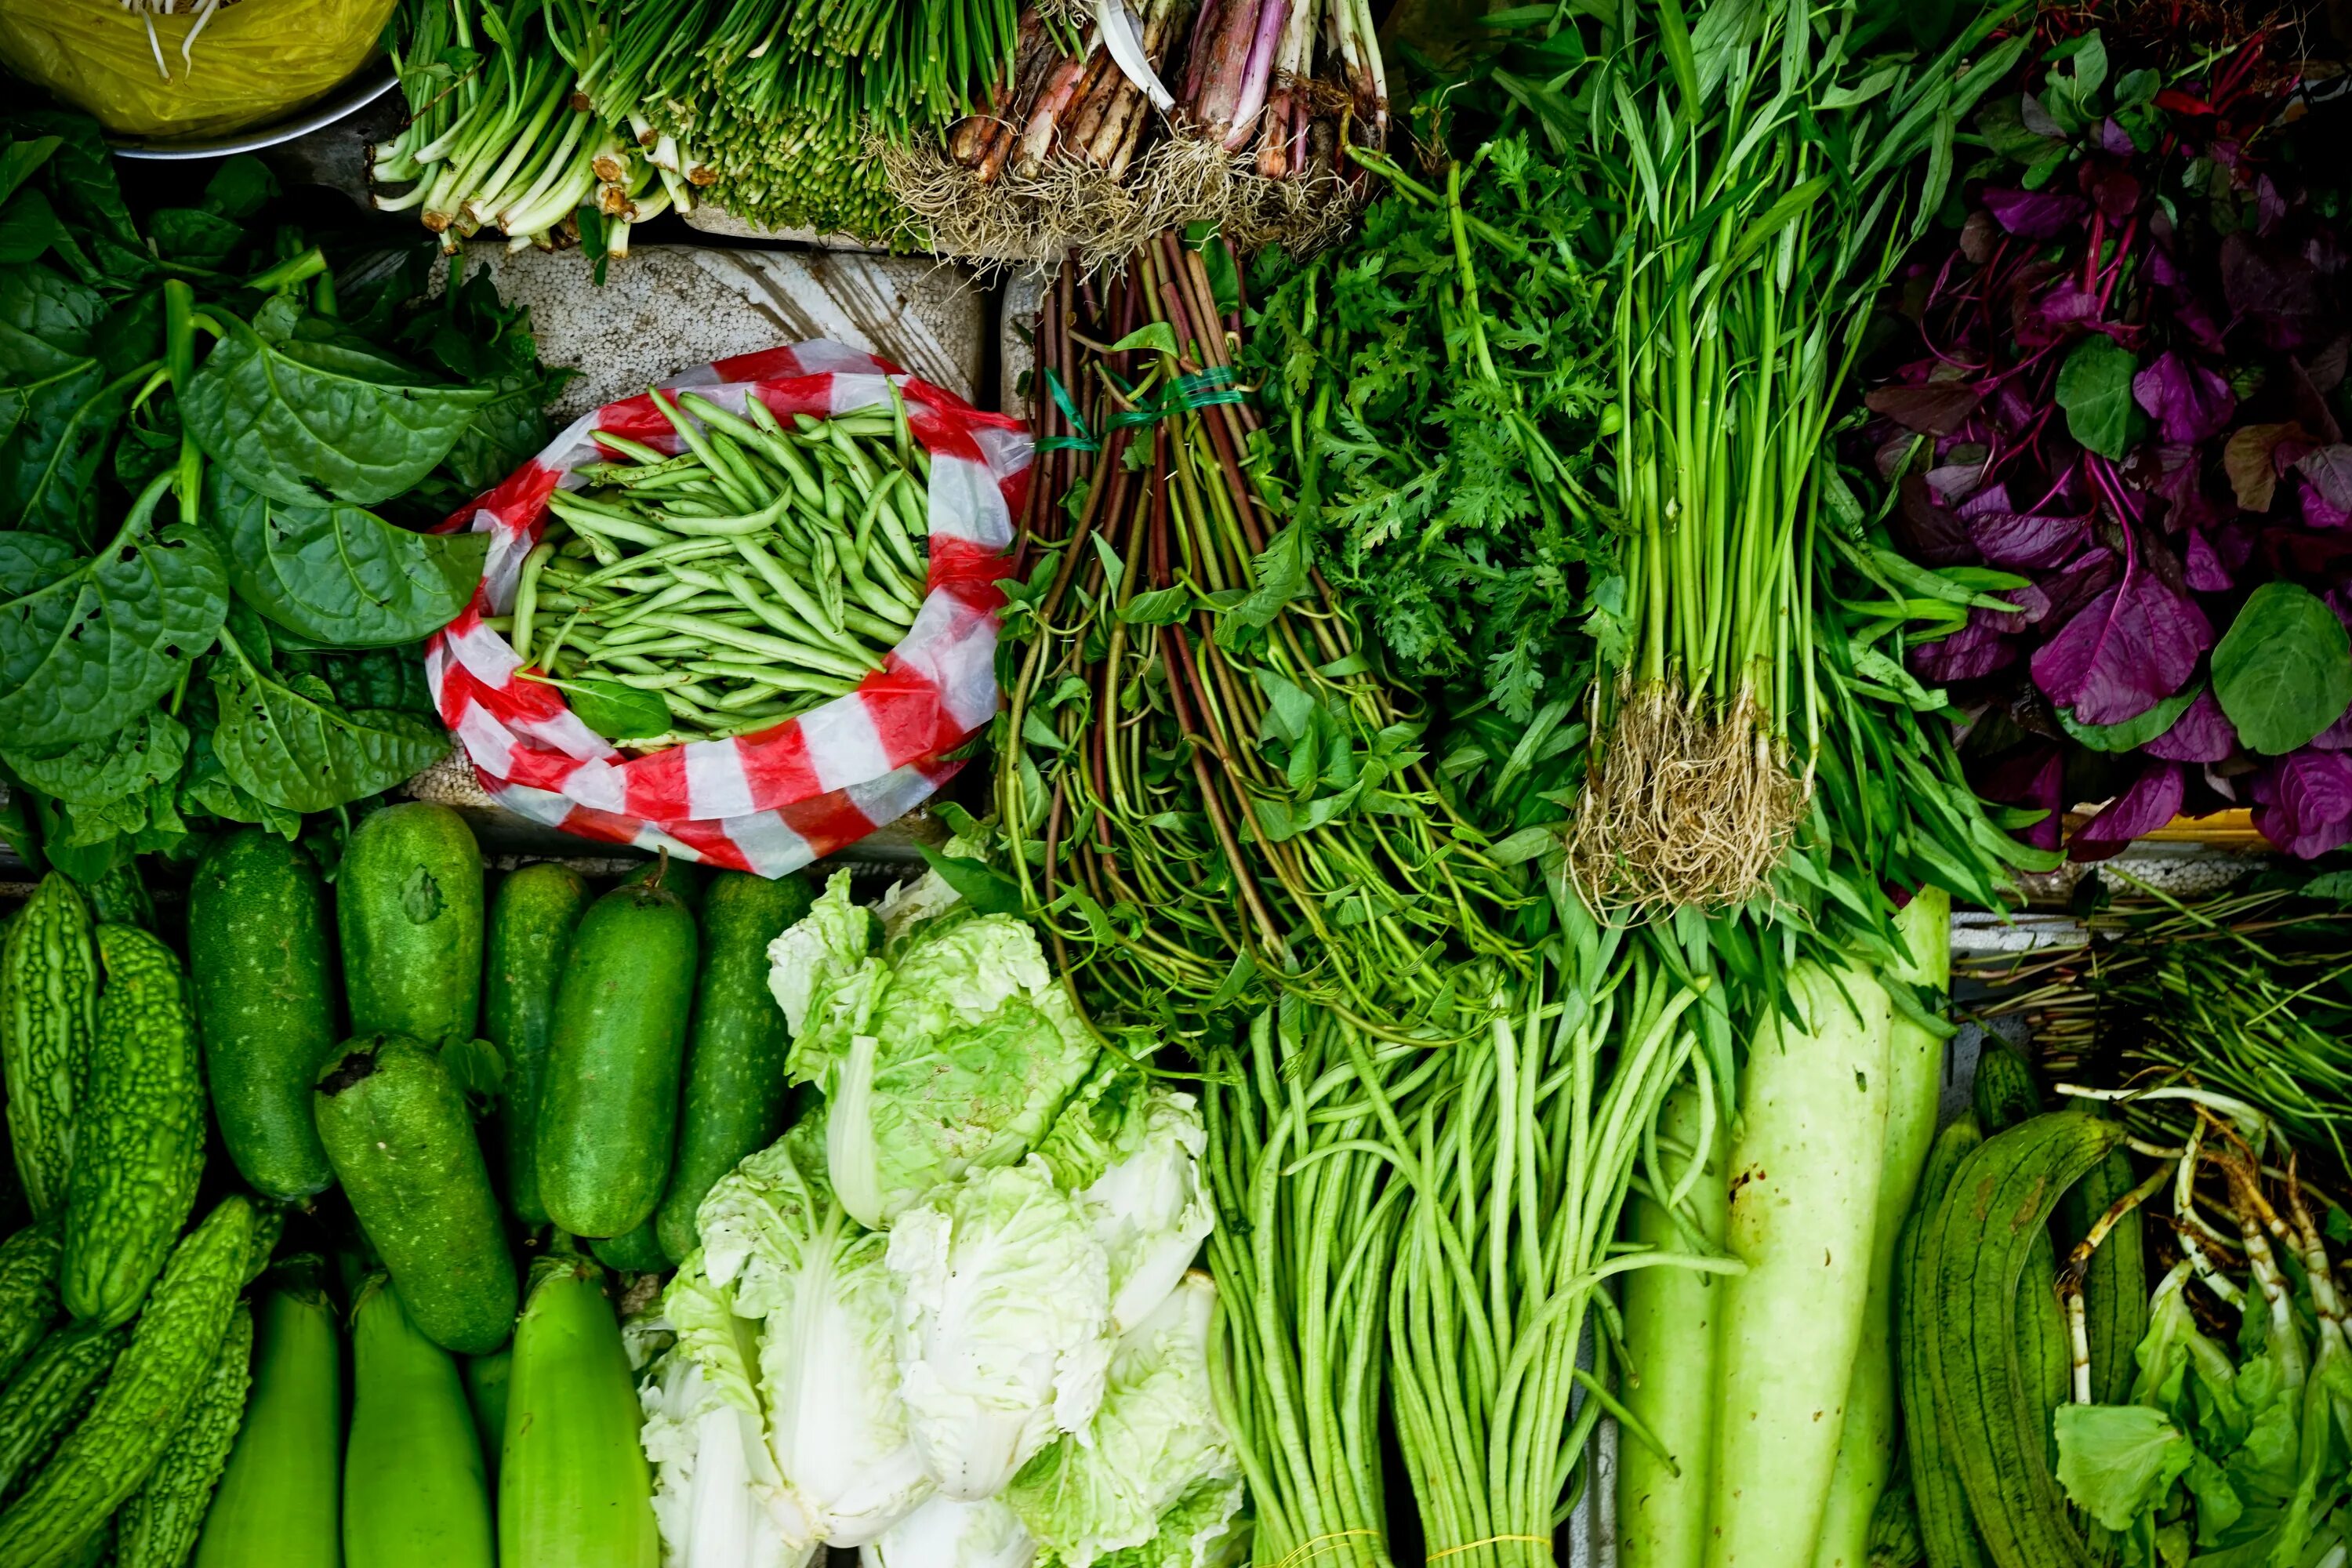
0,1326 -> 127,1503
1898,1118 -> 1986,1568
63,927 -> 206,1329
194,1279 -> 340,1568
484,864 -> 591,1228
654,872 -> 810,1264
535,885 -> 698,1239
500,1256 -> 659,1568
345,1274 -> 495,1568
2,874 -> 98,1218
188,831 -> 339,1202
315,1035 -> 517,1356
1920,1112 -> 2122,1568
0,1219 -> 63,1386
116,1305 -> 256,1568
340,804 -> 484,1046
463,1351 -> 510,1496
0,1196 -> 256,1568
617,856 -> 706,912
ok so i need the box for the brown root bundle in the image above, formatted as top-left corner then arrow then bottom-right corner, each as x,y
1566,679 -> 1808,916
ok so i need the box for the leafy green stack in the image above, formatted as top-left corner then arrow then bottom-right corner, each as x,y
637,867 -> 1234,1568
0,114 -> 565,877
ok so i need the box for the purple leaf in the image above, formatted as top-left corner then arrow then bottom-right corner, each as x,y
2030,575 -> 2214,725
2085,164 -> 2143,223
2020,278 -> 2105,345
1980,744 -> 2066,851
1893,473 -> 1974,566
1926,463 -> 1989,504
2304,482 -> 2352,532
2097,118 -> 2136,156
2031,549 -> 2125,630
1910,612 -> 2018,683
1865,383 -> 1982,436
2223,233 -> 2327,351
1967,506 -> 2093,570
2132,352 -> 2236,444
2185,528 -> 2233,591
2252,752 -> 2352,858
2295,445 -> 2352,510
2145,689 -> 2238,762
2309,703 -> 2352,751
2071,760 -> 2186,859
1985,187 -> 2089,240
2223,423 -> 2299,512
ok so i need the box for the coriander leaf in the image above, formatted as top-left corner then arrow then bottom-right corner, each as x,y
0,477 -> 228,747
2053,1403 -> 2193,1533
183,294 -> 495,507
206,468 -> 486,647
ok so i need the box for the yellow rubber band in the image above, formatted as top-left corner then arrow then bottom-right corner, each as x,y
1269,1530 -> 1382,1568
1425,1536 -> 1554,1563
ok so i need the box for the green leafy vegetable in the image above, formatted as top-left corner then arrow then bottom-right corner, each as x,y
2053,1403 -> 2194,1533
205,468 -> 487,648
2211,583 -> 2352,756
209,626 -> 451,812
2055,336 -> 2142,459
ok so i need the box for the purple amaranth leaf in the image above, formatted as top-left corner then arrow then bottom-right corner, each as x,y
2031,575 -> 2215,725
2145,689 -> 2238,761
1926,464 -> 1989,504
1909,611 -> 2018,683
2097,118 -> 2136,156
1894,473 -> 1974,565
2020,93 -> 2063,136
2308,337 -> 2350,397
2251,751 -> 2352,858
2015,548 -> 2124,631
2186,528 -> 2234,590
2295,445 -> 2352,511
2304,481 -> 2352,531
2084,164 -> 2143,223
1864,383 -> 1982,436
2020,278 -> 2105,346
1959,209 -> 2001,265
1980,743 -> 2066,851
2132,351 -> 2236,444
2136,444 -> 2227,533
1967,506 -> 2094,570
2223,422 -> 2300,512
1985,187 -> 2089,240
2256,174 -> 2287,237
2223,232 -> 2328,351
2070,760 -> 2187,860
2310,703 -> 2352,750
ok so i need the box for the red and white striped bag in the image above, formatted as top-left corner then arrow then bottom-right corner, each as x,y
424,342 -> 1030,874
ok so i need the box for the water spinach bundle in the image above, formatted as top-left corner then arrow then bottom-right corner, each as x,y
1570,0 -> 2026,913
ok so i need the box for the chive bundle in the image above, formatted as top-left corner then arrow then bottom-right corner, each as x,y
491,390 -> 932,747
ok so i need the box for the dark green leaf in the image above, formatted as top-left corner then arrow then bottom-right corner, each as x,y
2212,583 -> 2352,754
0,136 -> 60,208
5,113 -> 136,247
1120,586 -> 1192,626
183,294 -> 495,506
0,481 -> 228,747
0,710 -> 189,806
538,676 -> 671,742
441,375 -> 554,492
201,157 -> 276,221
2056,336 -> 2142,459
209,628 -> 449,812
0,189 -> 65,267
205,468 -> 485,647
147,208 -> 244,269
914,846 -> 1025,915
1220,523 -> 1310,633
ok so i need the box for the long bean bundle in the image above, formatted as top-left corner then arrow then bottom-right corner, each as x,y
996,233 -> 1526,1036
1570,1 -> 2027,913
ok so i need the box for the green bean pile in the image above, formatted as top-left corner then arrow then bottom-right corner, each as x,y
490,389 -> 932,747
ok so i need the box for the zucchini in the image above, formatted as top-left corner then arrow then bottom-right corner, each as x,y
116,1305 -> 256,1568
187,831 -> 340,1202
0,1326 -> 127,1503
463,1351 -> 510,1497
654,872 -> 810,1263
535,884 -> 698,1239
1619,1079 -> 1728,1568
345,1273 -> 495,1568
194,1277 -> 340,1568
2,874 -> 98,1218
0,1195 -> 256,1568
1898,1119 -> 1986,1568
501,1254 -> 659,1568
1813,889 -> 1952,1568
1919,1112 -> 2122,1568
340,804 -> 484,1046
315,1035 -> 517,1356
0,1218 -> 62,1385
484,863 -> 591,1228
63,926 -> 206,1330
1706,958 -> 1893,1568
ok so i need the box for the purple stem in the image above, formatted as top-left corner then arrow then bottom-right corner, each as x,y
1220,0 -> 1290,148
1180,0 -> 1224,110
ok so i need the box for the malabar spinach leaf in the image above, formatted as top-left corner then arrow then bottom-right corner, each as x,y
209,626 -> 449,811
0,710 -> 189,806
206,468 -> 486,647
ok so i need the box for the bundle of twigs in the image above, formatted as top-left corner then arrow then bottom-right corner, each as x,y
887,0 -> 1382,265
